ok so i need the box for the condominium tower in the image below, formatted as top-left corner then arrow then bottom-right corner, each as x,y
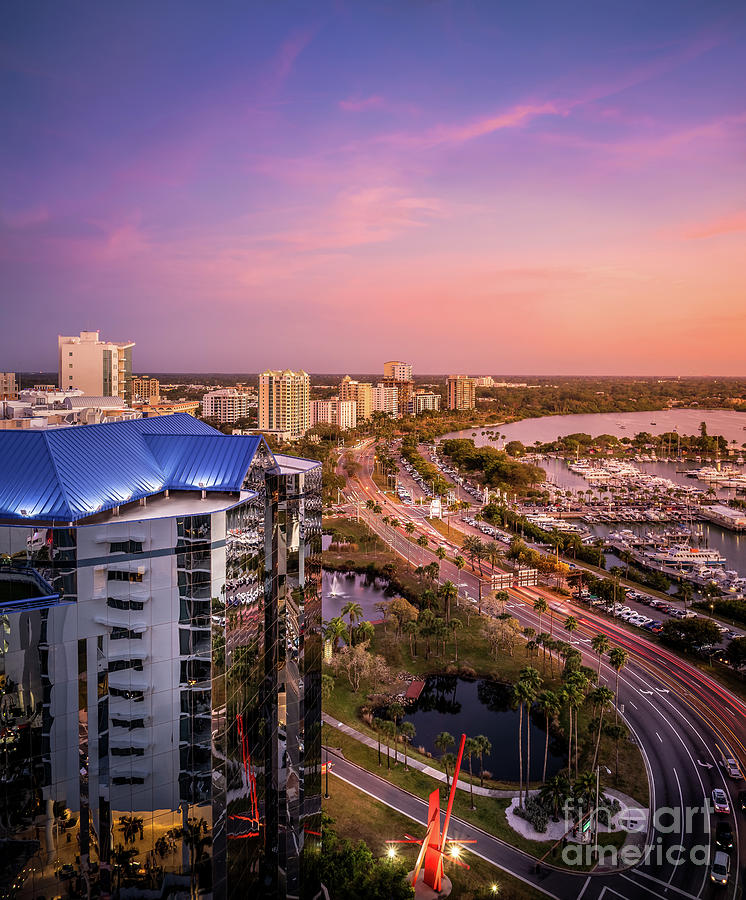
258,370 -> 310,438
58,331 -> 135,403
447,375 -> 477,410
339,376 -> 373,422
202,388 -> 253,424
383,360 -> 412,382
0,415 -> 321,899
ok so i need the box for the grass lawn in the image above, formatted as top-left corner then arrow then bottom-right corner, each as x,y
325,611 -> 650,806
325,722 -> 626,872
325,775 -> 543,899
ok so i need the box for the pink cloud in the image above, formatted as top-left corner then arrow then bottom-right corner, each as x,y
261,186 -> 444,251
273,26 -> 317,87
681,211 -> 746,240
339,95 -> 385,112
380,100 -> 566,149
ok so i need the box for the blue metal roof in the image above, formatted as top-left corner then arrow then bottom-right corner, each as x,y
0,415 -> 271,522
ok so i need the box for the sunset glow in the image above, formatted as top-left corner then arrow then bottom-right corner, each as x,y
1,1 -> 744,373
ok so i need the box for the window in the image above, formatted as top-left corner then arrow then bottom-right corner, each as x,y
107,597 -> 144,611
110,627 -> 142,641
111,717 -> 145,730
108,570 -> 143,583
109,659 -> 144,673
111,746 -> 145,757
110,687 -> 144,702
110,540 -> 143,554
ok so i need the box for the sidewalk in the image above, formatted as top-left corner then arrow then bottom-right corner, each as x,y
323,712 -> 518,798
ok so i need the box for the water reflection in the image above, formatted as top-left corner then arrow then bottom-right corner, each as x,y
402,676 -> 564,783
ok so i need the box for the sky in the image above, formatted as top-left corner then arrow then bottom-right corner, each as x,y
1,0 -> 745,375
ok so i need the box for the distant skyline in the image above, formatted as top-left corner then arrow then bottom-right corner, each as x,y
1,1 -> 745,375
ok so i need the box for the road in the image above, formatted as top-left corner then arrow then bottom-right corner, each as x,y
332,438 -> 746,899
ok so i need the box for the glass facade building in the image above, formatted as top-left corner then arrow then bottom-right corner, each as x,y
0,417 -> 321,899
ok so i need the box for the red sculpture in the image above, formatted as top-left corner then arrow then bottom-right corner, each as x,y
387,733 -> 475,892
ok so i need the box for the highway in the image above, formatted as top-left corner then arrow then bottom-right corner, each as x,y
330,439 -> 746,899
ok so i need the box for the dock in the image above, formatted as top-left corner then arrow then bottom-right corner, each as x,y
405,679 -> 426,702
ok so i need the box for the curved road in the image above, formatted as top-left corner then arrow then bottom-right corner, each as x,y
332,439 -> 746,899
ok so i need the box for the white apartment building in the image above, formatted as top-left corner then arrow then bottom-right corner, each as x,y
58,330 -> 135,402
258,370 -> 310,438
201,389 -> 252,423
372,383 -> 399,418
410,390 -> 441,414
475,376 -> 495,387
310,398 -> 357,431
383,360 -> 413,381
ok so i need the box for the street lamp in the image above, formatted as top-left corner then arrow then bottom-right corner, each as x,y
324,748 -> 330,800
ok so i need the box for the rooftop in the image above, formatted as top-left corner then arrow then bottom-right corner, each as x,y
0,414 -> 270,523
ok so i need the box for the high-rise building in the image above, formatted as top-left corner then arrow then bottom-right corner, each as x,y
383,360 -> 413,382
58,331 -> 135,403
201,388 -> 253,423
0,415 -> 321,899
339,376 -> 373,422
410,390 -> 441,415
132,376 -> 160,401
258,370 -> 310,438
0,372 -> 17,400
372,383 -> 399,417
447,375 -> 477,410
310,398 -> 357,431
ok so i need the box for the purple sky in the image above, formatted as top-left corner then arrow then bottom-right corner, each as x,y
1,1 -> 745,375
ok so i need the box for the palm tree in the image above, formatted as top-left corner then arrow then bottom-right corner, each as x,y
591,634 -> 610,676
536,689 -> 561,783
403,620 -> 418,658
437,751 -> 454,787
512,679 -> 533,808
450,618 -> 463,660
435,545 -> 447,582
475,734 -> 492,787
439,580 -> 458,624
495,590 -> 509,614
454,555 -> 465,600
607,647 -> 628,721
539,773 -> 571,821
400,721 -> 416,770
588,685 -> 615,770
382,720 -> 395,770
372,718 -> 383,766
464,737 -> 479,809
605,721 -> 628,781
574,770 -> 597,818
419,609 -> 436,660
435,731 -> 455,779
485,541 -> 502,571
389,702 -> 404,764
178,817 -> 212,899
563,616 -> 578,640
533,597 -> 548,633
417,534 -> 429,551
341,601 -> 363,646
324,616 -> 347,652
518,666 -> 542,798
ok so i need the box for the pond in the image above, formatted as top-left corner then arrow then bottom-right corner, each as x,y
322,569 -> 391,622
401,675 -> 565,783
